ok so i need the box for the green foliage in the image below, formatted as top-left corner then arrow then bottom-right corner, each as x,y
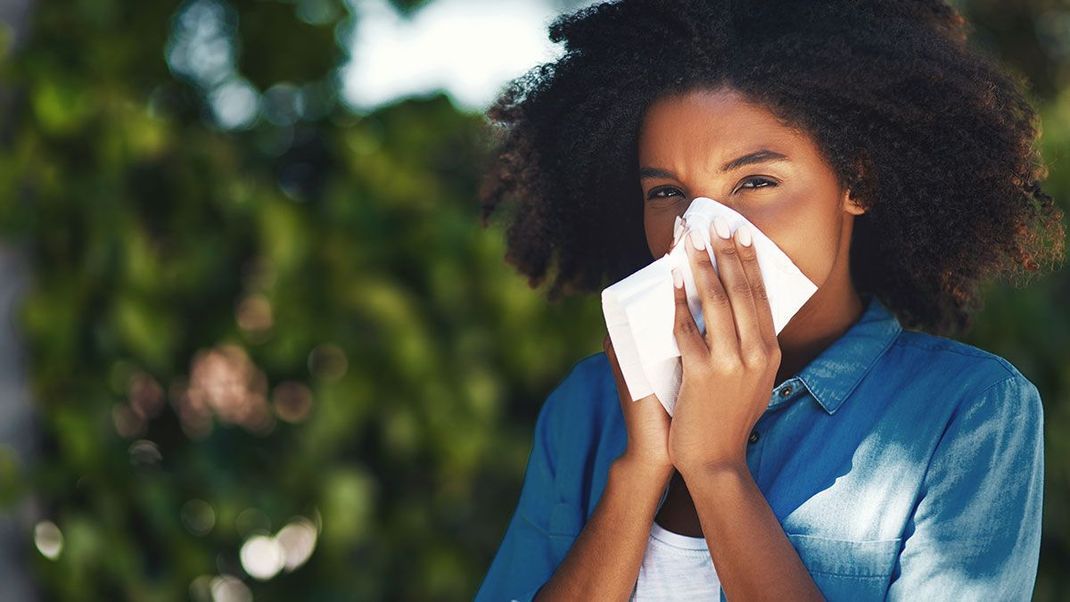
0,0 -> 1066,600
1,0 -> 604,599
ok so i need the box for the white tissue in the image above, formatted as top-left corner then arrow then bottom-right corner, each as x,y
601,197 -> 817,417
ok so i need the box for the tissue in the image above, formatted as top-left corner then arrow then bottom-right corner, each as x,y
601,196 -> 817,417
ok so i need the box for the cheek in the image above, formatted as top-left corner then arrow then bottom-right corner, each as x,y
643,205 -> 683,257
748,196 -> 842,285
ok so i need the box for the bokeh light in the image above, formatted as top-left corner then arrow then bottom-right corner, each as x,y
307,342 -> 348,381
128,439 -> 163,467
170,344 -> 276,438
239,534 -> 284,580
208,575 -> 252,602
33,521 -> 63,560
181,499 -> 217,537
276,517 -> 318,571
272,381 -> 314,423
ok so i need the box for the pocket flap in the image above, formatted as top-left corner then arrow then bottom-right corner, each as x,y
786,533 -> 901,578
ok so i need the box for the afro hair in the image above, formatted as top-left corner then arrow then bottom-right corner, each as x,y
477,0 -> 1065,337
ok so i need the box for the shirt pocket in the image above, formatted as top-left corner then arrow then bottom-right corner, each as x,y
785,533 -> 902,601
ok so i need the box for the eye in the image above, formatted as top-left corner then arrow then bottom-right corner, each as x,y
737,176 -> 778,192
646,186 -> 683,200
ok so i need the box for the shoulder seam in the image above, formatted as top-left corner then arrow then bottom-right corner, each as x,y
892,336 -> 1019,379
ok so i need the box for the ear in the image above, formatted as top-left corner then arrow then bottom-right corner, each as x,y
844,188 -> 867,216
843,157 -> 868,216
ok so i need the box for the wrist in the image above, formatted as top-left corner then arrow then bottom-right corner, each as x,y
612,453 -> 674,483
677,457 -> 749,483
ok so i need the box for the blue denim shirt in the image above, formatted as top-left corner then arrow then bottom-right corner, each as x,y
475,292 -> 1045,601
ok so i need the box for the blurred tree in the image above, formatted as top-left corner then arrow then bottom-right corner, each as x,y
0,0 -> 603,599
958,0 -> 1070,101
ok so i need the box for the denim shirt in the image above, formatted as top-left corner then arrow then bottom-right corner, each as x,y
475,292 -> 1045,601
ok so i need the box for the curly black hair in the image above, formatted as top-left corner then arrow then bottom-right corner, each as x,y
476,0 -> 1065,337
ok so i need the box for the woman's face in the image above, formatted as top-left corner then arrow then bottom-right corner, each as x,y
637,85 -> 865,290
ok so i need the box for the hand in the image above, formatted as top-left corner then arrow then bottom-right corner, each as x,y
668,218 -> 782,476
603,334 -> 672,474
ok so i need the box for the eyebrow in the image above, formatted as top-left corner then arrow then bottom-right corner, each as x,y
639,149 -> 791,180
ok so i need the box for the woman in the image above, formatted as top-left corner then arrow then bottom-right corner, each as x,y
474,1 -> 1064,600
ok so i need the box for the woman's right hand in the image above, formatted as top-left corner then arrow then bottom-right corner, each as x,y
603,334 -> 673,474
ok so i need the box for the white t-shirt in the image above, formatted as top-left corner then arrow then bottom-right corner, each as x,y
630,483 -> 721,601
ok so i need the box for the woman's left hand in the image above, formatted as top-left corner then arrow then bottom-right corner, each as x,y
668,217 -> 783,476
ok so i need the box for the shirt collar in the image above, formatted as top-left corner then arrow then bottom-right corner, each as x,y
769,292 -> 903,415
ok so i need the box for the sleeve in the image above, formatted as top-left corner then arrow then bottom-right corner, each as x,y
474,357 -> 593,602
886,374 -> 1045,600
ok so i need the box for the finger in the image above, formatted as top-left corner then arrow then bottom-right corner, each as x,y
684,224 -> 738,357
733,225 -> 778,350
604,335 -> 624,387
605,333 -> 662,410
671,265 -> 708,368
708,217 -> 762,360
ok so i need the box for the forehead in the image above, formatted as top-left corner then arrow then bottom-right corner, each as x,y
638,87 -> 814,162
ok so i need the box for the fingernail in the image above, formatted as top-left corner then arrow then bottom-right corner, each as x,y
689,227 -> 706,251
736,224 -> 752,247
672,267 -> 683,289
713,215 -> 731,240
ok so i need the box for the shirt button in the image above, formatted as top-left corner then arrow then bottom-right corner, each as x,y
748,429 -> 760,444
779,385 -> 793,397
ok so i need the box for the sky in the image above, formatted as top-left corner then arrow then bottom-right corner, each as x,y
341,0 -> 598,113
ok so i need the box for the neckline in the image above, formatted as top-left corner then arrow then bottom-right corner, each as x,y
650,520 -> 709,550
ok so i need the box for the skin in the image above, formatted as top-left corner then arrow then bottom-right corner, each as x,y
640,84 -> 867,391
535,86 -> 863,600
